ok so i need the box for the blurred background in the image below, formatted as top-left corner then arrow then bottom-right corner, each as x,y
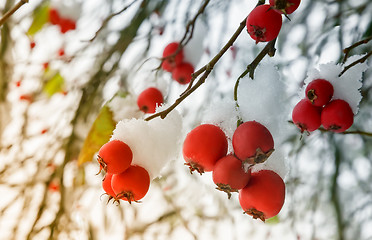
0,0 -> 371,239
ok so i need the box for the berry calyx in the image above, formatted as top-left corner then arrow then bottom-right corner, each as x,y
232,121 -> 274,164
246,4 -> 283,43
213,154 -> 251,199
172,62 -> 194,85
305,78 -> 334,107
161,42 -> 184,72
137,87 -> 164,113
269,0 -> 301,15
183,124 -> 228,174
292,99 -> 322,133
97,140 -> 133,174
239,170 -> 285,221
111,165 -> 150,203
321,99 -> 354,133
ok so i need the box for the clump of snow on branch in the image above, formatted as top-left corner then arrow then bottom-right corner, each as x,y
110,107 -> 182,179
183,20 -> 207,68
300,55 -> 369,114
108,93 -> 143,122
237,62 -> 290,146
203,62 -> 290,178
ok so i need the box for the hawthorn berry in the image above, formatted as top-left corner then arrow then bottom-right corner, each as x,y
212,154 -> 251,199
292,99 -> 322,133
58,48 -> 65,57
161,42 -> 184,72
30,41 -> 36,49
232,121 -> 274,164
48,8 -> 60,25
321,99 -> 354,133
305,79 -> 334,107
102,172 -> 115,199
269,0 -> 301,15
97,140 -> 133,174
183,124 -> 228,174
246,4 -> 283,43
137,87 -> 164,113
111,165 -> 150,203
60,18 -> 76,34
172,62 -> 194,85
239,170 -> 285,221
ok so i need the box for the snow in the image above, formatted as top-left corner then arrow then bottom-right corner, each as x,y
110,107 -> 183,180
107,93 -> 143,122
301,55 -> 369,114
237,62 -> 291,147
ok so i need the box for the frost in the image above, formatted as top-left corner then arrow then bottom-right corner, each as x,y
110,108 -> 183,180
108,93 -> 143,122
301,55 -> 369,114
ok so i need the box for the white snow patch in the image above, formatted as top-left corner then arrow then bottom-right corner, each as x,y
183,21 -> 207,68
110,107 -> 183,180
237,62 -> 291,146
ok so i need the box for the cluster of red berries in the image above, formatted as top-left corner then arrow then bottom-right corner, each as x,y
98,140 -> 150,204
292,78 -> 354,133
48,8 -> 77,34
246,0 -> 300,43
137,87 -> 164,114
161,42 -> 195,85
182,122 -> 285,221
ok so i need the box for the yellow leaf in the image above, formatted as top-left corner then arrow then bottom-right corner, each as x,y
27,3 -> 49,36
43,72 -> 64,97
77,105 -> 116,166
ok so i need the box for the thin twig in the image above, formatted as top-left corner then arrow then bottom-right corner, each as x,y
339,50 -> 372,76
86,0 -> 139,42
145,17 -> 247,121
342,36 -> 372,63
0,0 -> 28,27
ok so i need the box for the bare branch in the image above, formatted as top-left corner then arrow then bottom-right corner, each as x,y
0,0 -> 28,27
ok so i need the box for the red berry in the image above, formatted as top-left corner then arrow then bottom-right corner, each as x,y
305,79 -> 334,107
111,165 -> 150,203
246,4 -> 282,43
321,99 -> 354,133
19,94 -> 33,102
137,87 -> 164,113
102,173 -> 115,198
58,48 -> 65,56
269,0 -> 300,15
232,121 -> 274,164
172,62 -> 194,85
30,41 -> 36,49
49,8 -> 60,25
161,42 -> 184,72
183,124 -> 228,174
97,140 -> 133,174
43,62 -> 49,70
292,99 -> 322,133
239,170 -> 285,221
59,18 -> 76,33
213,154 -> 251,199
